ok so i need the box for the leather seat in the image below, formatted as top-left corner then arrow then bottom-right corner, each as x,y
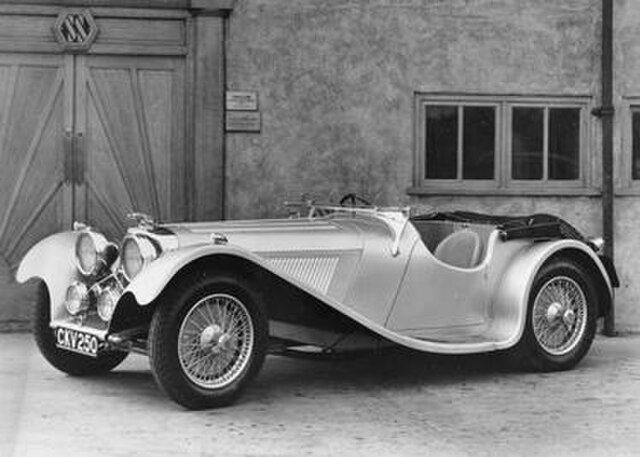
433,229 -> 482,268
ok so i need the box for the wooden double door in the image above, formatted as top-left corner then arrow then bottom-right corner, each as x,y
0,52 -> 186,275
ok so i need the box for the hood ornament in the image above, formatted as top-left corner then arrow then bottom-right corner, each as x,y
127,212 -> 156,230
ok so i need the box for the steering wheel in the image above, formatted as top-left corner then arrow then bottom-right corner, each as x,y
339,193 -> 372,207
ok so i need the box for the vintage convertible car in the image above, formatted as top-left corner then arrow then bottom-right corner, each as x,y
17,197 -> 618,409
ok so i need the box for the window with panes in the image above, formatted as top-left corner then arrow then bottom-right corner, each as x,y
414,95 -> 589,193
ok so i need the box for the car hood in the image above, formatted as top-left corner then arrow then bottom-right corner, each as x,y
162,217 -> 374,255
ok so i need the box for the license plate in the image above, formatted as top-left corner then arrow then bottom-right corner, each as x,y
54,327 -> 99,357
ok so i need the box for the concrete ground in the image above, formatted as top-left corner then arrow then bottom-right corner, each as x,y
1,332 -> 639,457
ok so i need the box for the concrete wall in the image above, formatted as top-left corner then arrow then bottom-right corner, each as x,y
225,1 -> 640,329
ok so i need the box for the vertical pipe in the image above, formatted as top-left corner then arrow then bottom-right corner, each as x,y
601,0 -> 616,335
222,12 -> 229,220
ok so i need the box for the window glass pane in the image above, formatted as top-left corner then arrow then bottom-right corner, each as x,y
425,105 -> 457,179
512,107 -> 543,180
549,108 -> 580,180
633,111 -> 640,180
463,106 -> 495,180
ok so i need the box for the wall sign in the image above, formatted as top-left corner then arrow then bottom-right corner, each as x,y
225,111 -> 261,132
226,91 -> 258,111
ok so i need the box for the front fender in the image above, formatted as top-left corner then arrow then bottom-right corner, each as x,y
490,239 -> 613,347
16,231 -> 80,316
124,243 -> 270,306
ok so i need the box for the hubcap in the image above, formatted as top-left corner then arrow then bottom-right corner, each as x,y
545,302 -> 563,323
532,275 -> 587,356
178,293 -> 254,389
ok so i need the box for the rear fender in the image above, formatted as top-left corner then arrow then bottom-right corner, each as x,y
16,232 -> 80,318
490,239 -> 614,347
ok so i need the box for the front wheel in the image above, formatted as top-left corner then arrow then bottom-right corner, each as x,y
148,274 -> 268,410
511,258 -> 598,371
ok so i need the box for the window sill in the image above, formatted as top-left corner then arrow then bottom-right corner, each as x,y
614,187 -> 640,197
407,186 -> 601,197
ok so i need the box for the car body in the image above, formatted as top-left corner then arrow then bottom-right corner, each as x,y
17,201 -> 618,409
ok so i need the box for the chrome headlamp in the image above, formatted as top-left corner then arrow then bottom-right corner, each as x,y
65,281 -> 89,315
97,287 -> 120,321
75,230 -> 117,276
121,235 -> 158,281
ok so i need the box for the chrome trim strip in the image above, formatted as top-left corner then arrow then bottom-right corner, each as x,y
187,225 -> 339,234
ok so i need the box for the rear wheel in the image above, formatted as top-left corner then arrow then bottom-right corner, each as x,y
511,258 -> 598,371
33,282 -> 128,376
148,274 -> 267,410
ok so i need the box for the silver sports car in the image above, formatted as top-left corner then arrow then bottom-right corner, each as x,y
17,197 -> 618,409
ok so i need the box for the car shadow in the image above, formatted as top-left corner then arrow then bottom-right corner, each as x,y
66,359 -> 168,406
71,343 -> 612,410
241,348 -> 515,403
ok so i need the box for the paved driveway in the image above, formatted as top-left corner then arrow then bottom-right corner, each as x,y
1,332 -> 639,457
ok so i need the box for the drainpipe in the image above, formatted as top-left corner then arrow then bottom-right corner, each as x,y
600,0 -> 616,335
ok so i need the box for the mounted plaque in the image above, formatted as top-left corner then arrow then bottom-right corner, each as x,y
225,111 -> 261,132
53,10 -> 99,52
226,91 -> 258,111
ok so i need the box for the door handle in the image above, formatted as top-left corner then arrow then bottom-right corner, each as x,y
74,132 -> 84,185
63,129 -> 73,185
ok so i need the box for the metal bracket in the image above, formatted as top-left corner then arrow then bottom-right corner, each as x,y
63,130 -> 85,185
591,106 -> 615,118
376,209 -> 411,257
74,132 -> 84,185
63,129 -> 73,184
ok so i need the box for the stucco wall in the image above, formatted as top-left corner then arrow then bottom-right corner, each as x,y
225,0 -> 640,331
226,0 -> 601,215
612,1 -> 640,331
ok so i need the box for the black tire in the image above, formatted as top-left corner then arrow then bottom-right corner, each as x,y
510,258 -> 598,371
148,273 -> 268,410
33,282 -> 128,376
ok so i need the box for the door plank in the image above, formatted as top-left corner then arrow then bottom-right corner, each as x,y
83,83 -> 136,238
0,64 -> 19,163
4,181 -> 62,260
87,181 -> 128,237
77,55 -> 186,237
138,68 -> 175,220
86,66 -> 156,215
83,70 -> 142,211
0,66 -> 63,253
131,67 -> 161,217
0,90 -> 65,261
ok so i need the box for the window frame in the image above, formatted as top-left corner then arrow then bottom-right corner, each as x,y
411,93 -> 594,196
621,98 -> 640,194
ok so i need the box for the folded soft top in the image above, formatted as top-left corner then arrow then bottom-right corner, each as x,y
411,211 -> 587,244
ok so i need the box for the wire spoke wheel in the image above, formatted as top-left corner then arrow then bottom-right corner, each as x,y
178,293 -> 254,390
511,258 -> 599,372
149,275 -> 267,409
532,275 -> 587,356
